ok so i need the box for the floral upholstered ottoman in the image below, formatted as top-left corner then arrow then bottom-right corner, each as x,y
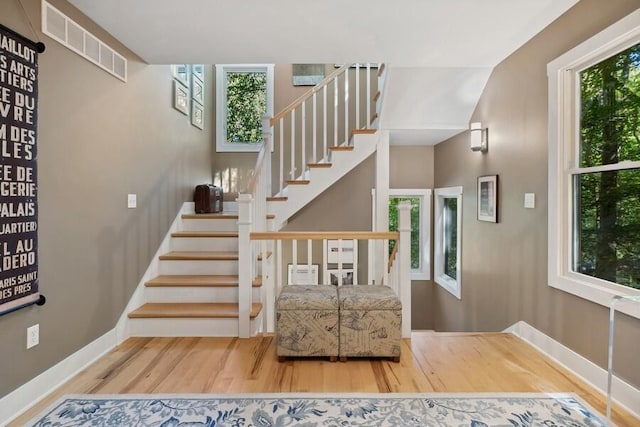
276,285 -> 339,362
338,285 -> 402,362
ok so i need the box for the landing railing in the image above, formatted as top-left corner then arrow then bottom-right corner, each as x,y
271,63 -> 380,193
251,227 -> 411,338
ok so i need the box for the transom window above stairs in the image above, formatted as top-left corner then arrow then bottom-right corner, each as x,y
215,64 -> 274,152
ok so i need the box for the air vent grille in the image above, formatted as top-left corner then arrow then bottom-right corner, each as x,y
42,0 -> 127,82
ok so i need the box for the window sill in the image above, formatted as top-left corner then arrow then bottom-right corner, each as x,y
216,142 -> 263,153
549,273 -> 640,319
435,274 -> 461,299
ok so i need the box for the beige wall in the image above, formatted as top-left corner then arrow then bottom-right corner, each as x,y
0,0 -> 213,398
390,145 -> 435,329
433,0 -> 640,387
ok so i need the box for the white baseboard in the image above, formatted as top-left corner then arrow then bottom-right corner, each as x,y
0,329 -> 116,427
505,320 -> 640,419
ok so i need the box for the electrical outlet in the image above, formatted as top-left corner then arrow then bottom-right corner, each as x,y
27,324 -> 39,349
127,193 -> 137,209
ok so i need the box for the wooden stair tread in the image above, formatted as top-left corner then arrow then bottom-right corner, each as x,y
307,163 -> 332,168
182,213 -> 238,220
370,113 -> 379,125
328,145 -> 354,151
351,129 -> 377,135
128,302 -> 262,319
159,251 -> 239,261
146,275 -> 262,287
171,231 -> 238,238
377,63 -> 386,77
267,196 -> 288,202
373,90 -> 381,102
285,180 -> 310,185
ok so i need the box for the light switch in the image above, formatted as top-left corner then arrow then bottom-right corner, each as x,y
524,193 -> 535,209
128,194 -> 137,208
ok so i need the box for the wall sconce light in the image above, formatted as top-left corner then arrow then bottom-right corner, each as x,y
470,122 -> 488,153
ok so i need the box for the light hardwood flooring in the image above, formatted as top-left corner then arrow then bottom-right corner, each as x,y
9,332 -> 639,426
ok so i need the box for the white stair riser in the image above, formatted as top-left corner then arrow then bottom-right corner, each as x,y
128,317 -> 260,337
144,286 -> 261,303
181,218 -> 238,232
172,237 -> 238,252
159,260 -> 238,275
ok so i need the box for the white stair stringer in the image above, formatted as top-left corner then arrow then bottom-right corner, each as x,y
268,132 -> 379,228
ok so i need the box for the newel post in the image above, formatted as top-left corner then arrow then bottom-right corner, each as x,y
237,194 -> 253,338
398,201 -> 412,338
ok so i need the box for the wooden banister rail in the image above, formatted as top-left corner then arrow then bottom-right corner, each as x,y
270,64 -> 350,125
251,231 -> 399,241
244,136 -> 271,195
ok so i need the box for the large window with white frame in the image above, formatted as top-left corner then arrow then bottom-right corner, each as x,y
215,64 -> 274,152
434,186 -> 462,299
548,10 -> 640,318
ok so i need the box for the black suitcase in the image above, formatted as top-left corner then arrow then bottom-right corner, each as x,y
194,184 -> 223,213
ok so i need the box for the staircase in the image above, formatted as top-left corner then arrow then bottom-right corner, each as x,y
121,63 -> 387,339
126,213 -> 263,337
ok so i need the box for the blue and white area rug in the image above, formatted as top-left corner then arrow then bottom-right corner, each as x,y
28,392 -> 607,426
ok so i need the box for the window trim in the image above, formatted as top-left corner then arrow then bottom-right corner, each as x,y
434,186 -> 463,299
547,9 -> 640,319
371,189 -> 432,280
215,64 -> 274,153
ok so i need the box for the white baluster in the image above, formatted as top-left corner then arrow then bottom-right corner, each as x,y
301,101 -> 306,174
383,239 -> 389,287
323,85 -> 328,155
337,239 -> 343,286
290,109 -> 296,179
279,117 -> 284,193
307,239 -> 313,284
356,64 -> 360,130
292,239 -> 298,284
312,93 -> 317,163
366,65 -> 371,129
344,67 -> 349,144
333,77 -> 338,146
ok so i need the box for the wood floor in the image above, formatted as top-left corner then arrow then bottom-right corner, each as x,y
9,331 -> 639,426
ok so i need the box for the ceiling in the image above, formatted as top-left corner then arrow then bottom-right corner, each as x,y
67,0 -> 579,145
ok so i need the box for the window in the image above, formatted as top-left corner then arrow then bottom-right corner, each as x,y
548,10 -> 640,318
434,186 -> 462,299
215,64 -> 274,152
372,189 -> 431,280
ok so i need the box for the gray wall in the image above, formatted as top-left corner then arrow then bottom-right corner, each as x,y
0,0 -> 213,398
433,0 -> 640,387
390,145 -> 435,330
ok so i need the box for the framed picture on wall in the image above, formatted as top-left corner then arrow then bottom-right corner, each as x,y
192,64 -> 204,82
192,76 -> 204,105
173,80 -> 189,115
191,101 -> 204,129
172,64 -> 190,88
478,175 -> 498,222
